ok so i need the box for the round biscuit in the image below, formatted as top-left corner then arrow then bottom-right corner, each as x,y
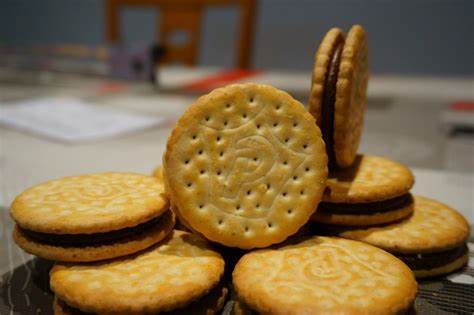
339,196 -> 470,254
11,172 -> 169,234
308,27 -> 345,126
311,200 -> 413,226
164,83 -> 328,249
50,230 -> 225,314
324,154 -> 414,203
233,236 -> 417,314
13,209 -> 175,262
333,25 -> 369,167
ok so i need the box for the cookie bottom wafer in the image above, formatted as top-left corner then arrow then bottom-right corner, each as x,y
13,210 -> 175,262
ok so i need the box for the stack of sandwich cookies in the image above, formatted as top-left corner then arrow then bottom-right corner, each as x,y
164,83 -> 328,249
233,236 -> 417,314
50,230 -> 227,315
11,173 -> 174,262
308,25 -> 368,168
312,154 -> 415,226
337,196 -> 470,278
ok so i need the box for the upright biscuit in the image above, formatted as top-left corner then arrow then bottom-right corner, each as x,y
164,83 -> 328,249
233,236 -> 417,314
333,25 -> 368,167
308,25 -> 368,168
50,230 -> 226,314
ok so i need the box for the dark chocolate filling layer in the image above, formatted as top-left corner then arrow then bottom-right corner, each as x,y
321,41 -> 343,169
20,215 -> 163,247
397,244 -> 468,271
318,194 -> 413,215
56,281 -> 227,314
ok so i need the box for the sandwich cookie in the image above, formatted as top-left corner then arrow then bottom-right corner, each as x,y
338,195 -> 470,278
233,236 -> 417,314
50,230 -> 226,315
11,172 -> 174,262
164,83 -> 328,249
308,25 -> 369,168
312,154 -> 414,226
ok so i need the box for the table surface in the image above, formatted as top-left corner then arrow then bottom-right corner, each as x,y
0,66 -> 473,314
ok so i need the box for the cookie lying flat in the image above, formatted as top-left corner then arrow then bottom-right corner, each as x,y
308,25 -> 369,168
11,172 -> 173,262
338,196 -> 470,278
53,283 -> 228,315
233,236 -> 417,314
164,83 -> 328,249
50,230 -> 226,315
312,154 -> 414,226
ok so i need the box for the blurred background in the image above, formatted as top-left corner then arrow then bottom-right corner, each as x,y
0,0 -> 473,219
0,3 -> 473,313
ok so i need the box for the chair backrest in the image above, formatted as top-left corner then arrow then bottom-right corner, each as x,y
105,0 -> 256,68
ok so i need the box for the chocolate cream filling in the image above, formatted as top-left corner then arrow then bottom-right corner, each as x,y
318,194 -> 413,215
19,214 -> 165,247
397,244 -> 468,271
321,41 -> 343,169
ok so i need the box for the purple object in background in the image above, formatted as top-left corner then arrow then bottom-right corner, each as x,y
108,44 -> 152,81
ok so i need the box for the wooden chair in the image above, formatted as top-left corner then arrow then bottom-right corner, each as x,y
105,0 -> 256,68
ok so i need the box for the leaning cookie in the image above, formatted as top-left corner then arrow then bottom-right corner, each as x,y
308,25 -> 369,168
164,83 -> 328,249
233,236 -> 417,314
51,230 -> 226,315
11,172 -> 174,262
311,154 -> 414,226
338,195 -> 470,278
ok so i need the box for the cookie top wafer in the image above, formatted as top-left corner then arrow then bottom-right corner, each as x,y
308,27 -> 344,127
339,196 -> 470,254
11,173 -> 168,234
164,83 -> 328,249
333,25 -> 368,167
324,154 -> 414,203
50,230 -> 225,314
233,236 -> 417,314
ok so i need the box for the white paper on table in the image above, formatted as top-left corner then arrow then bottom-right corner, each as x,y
0,97 -> 165,143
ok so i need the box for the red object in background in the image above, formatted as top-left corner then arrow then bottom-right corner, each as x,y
183,69 -> 262,92
97,82 -> 129,94
450,101 -> 474,112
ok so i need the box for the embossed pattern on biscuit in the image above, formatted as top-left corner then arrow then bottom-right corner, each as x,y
233,236 -> 417,314
11,173 -> 168,233
164,84 -> 328,248
50,231 -> 225,314
340,196 -> 470,254
324,154 -> 414,203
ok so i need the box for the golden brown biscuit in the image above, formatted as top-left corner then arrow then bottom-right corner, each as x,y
11,172 -> 173,262
50,230 -> 225,314
308,27 -> 344,127
334,25 -> 368,167
164,83 -> 328,249
338,196 -> 470,278
53,282 -> 229,315
233,236 -> 417,314
308,25 -> 368,168
323,154 -> 414,203
13,210 -> 174,262
311,155 -> 414,226
11,172 -> 168,233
